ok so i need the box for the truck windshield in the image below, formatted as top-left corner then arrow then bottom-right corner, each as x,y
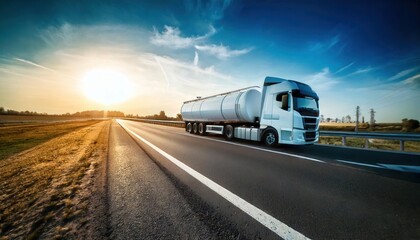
293,96 -> 319,116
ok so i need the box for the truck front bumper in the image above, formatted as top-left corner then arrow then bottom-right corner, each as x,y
291,129 -> 319,144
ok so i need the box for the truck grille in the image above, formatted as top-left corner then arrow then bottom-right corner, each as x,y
304,131 -> 316,142
303,117 -> 317,131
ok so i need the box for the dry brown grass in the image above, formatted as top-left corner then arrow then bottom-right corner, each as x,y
0,120 -> 102,160
320,122 -> 369,131
0,115 -> 103,124
319,136 -> 420,152
319,122 -> 420,152
0,120 -> 110,239
319,122 -> 416,132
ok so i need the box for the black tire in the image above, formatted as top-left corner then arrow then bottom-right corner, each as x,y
186,122 -> 193,133
198,123 -> 206,135
263,129 -> 278,147
193,122 -> 198,134
224,125 -> 234,140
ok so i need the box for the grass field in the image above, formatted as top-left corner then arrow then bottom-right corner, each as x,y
320,122 -> 420,132
0,120 -> 110,239
319,136 -> 420,152
319,122 -> 420,152
0,115 -> 106,125
0,120 -> 102,160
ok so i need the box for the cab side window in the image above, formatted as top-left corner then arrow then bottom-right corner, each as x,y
275,92 -> 289,111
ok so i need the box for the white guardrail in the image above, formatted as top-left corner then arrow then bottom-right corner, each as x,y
124,118 -> 420,152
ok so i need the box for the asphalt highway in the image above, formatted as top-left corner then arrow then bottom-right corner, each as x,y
107,121 -> 241,239
112,119 -> 420,239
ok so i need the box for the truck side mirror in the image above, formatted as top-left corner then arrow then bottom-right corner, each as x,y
281,94 -> 289,110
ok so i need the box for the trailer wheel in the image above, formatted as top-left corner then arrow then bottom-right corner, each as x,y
263,129 -> 278,147
198,123 -> 206,135
186,122 -> 193,133
193,122 -> 198,134
224,125 -> 234,140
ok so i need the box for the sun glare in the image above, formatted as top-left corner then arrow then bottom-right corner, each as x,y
82,69 -> 133,105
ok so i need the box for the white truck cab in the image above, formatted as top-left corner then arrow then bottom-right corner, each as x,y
259,77 -> 319,145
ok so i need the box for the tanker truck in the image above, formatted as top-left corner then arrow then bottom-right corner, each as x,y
180,76 -> 320,146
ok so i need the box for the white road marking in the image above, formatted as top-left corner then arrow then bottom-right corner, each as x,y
337,160 -> 420,174
117,120 -> 310,240
378,164 -> 420,173
336,160 -> 384,169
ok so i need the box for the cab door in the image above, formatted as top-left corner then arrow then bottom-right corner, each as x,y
271,92 -> 294,143
260,91 -> 273,127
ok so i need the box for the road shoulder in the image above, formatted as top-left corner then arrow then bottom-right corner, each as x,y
107,120 -> 241,239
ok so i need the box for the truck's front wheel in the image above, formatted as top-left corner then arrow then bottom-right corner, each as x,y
263,129 -> 278,147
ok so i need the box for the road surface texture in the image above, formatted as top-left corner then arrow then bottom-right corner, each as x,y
107,120 -> 241,239
110,119 -> 420,239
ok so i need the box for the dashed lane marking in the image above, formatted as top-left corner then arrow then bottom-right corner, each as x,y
336,160 -> 384,169
337,159 -> 420,173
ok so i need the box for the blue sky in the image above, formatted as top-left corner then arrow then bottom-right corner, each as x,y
0,0 -> 419,122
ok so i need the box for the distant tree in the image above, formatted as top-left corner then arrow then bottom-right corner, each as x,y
0,107 -> 4,114
106,110 -> 125,117
326,117 -> 331,122
7,109 -> 18,115
176,113 -> 183,120
345,115 -> 351,123
320,115 -> 325,123
402,118 -> 419,132
158,110 -> 167,120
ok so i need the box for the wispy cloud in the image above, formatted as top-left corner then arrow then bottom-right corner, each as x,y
0,67 -> 41,80
195,44 -> 252,59
388,67 -> 419,81
184,0 -> 232,21
193,51 -> 199,66
352,67 -> 373,74
402,73 -> 420,86
309,34 -> 340,52
305,67 -> 339,91
335,62 -> 355,74
150,25 -> 251,59
154,54 -> 233,82
343,66 -> 374,77
154,56 -> 170,87
41,23 -> 152,52
150,25 -> 215,49
41,22 -> 75,46
14,58 -> 56,72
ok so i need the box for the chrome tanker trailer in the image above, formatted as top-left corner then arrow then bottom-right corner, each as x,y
181,76 -> 320,146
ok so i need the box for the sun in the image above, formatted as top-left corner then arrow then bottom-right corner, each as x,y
82,69 -> 133,105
